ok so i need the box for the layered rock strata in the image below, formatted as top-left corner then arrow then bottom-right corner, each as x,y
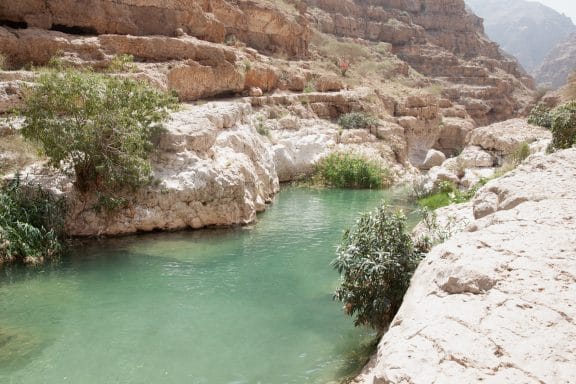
0,0 -> 310,57
357,148 -> 576,383
303,0 -> 534,125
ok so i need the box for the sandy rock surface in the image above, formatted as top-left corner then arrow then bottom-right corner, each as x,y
357,148 -> 576,384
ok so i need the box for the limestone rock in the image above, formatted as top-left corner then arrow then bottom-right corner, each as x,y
272,120 -> 338,182
19,101 -> 279,236
421,149 -> 446,170
357,149 -> 576,383
457,145 -> 494,168
436,117 -> 475,155
467,118 -> 552,154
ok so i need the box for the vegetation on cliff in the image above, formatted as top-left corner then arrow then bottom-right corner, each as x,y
332,205 -> 422,332
0,175 -> 66,265
20,69 -> 178,193
315,153 -> 392,189
528,101 -> 576,150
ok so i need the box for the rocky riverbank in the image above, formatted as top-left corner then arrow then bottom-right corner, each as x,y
356,148 -> 576,383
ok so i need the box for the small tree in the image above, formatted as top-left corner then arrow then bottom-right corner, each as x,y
332,205 -> 422,333
528,101 -> 576,150
21,69 -> 178,193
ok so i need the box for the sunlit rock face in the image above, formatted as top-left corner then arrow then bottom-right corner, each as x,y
356,148 -> 576,384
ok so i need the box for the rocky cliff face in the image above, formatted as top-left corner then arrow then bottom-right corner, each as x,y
0,0 -> 540,235
534,32 -> 576,89
466,0 -> 576,80
0,0 -> 310,57
356,148 -> 576,383
303,0 -> 534,125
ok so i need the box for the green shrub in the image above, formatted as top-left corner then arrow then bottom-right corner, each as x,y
549,101 -> 576,150
21,68 -> 178,193
417,180 -> 486,210
303,82 -> 315,93
528,101 -> 576,150
315,153 -> 391,189
332,205 -> 422,332
0,175 -> 66,265
509,141 -> 531,164
106,54 -> 137,73
527,103 -> 552,128
338,112 -> 378,130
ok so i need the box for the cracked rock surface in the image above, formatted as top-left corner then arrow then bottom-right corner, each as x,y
356,149 -> 576,384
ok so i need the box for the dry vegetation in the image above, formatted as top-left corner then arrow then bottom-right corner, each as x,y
0,130 -> 41,177
565,71 -> 576,100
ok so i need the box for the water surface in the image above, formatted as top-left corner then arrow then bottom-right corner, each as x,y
0,188 -> 413,384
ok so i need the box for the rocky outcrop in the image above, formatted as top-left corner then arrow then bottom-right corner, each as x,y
534,32 -> 576,89
0,27 -> 310,101
21,102 -> 279,236
0,0 -> 310,57
467,118 -> 551,155
357,148 -> 576,383
466,0 -> 576,74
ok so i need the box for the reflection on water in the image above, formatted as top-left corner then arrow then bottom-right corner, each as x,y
0,187 -> 414,384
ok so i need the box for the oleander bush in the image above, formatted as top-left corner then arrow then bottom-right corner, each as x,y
528,101 -> 576,150
332,204 -> 422,332
338,112 -> 378,130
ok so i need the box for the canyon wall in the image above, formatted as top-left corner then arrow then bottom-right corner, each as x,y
0,0 -> 311,57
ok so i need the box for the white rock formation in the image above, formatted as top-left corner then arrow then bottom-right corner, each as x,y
421,149 -> 446,170
22,101 -> 279,236
467,118 -> 551,154
271,119 -> 338,182
356,149 -> 576,384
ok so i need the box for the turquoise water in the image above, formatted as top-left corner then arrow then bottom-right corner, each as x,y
0,188 -> 414,384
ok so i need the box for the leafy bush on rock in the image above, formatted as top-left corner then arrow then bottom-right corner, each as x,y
21,68 -> 178,193
332,205 -> 422,332
338,112 -> 378,130
0,175 -> 66,265
528,101 -> 576,150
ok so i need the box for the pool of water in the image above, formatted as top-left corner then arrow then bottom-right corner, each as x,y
0,188 -> 415,384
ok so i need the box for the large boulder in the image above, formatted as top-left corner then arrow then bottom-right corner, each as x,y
467,118 -> 552,154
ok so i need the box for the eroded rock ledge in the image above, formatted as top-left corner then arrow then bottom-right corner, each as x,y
357,149 -> 576,383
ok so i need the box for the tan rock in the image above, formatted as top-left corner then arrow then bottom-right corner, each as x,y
458,145 -> 494,168
244,65 -> 278,92
0,0 -> 310,57
421,149 -> 446,170
314,76 -> 344,92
